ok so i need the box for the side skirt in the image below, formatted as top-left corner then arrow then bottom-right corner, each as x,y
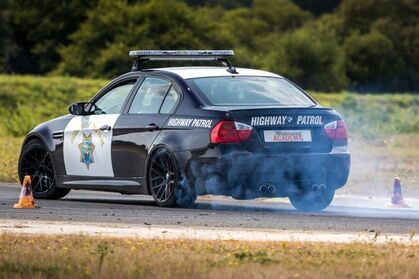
56,175 -> 148,195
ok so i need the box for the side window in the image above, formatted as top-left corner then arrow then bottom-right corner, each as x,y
94,82 -> 135,114
160,87 -> 180,114
129,77 -> 171,114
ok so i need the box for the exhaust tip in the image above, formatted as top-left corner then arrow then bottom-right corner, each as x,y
259,184 -> 268,193
311,184 -> 319,191
267,184 -> 276,193
319,184 -> 326,191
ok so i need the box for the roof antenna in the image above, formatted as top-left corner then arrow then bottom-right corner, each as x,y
218,58 -> 238,74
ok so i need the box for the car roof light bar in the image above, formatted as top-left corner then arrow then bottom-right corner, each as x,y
129,50 -> 237,74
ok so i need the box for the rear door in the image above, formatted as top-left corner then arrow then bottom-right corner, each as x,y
111,76 -> 181,178
63,80 -> 136,177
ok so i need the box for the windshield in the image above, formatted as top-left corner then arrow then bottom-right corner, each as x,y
187,76 -> 315,106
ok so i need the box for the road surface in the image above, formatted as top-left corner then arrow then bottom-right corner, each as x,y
1,183 -> 418,237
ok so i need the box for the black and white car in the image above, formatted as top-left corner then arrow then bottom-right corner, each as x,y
18,50 -> 350,211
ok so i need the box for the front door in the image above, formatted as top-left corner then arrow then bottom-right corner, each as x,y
112,76 -> 181,178
63,81 -> 136,177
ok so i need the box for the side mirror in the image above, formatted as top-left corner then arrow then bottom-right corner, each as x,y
68,102 -> 94,115
69,102 -> 85,115
69,102 -> 102,115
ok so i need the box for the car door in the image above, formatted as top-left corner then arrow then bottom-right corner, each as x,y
111,76 -> 181,178
63,80 -> 136,178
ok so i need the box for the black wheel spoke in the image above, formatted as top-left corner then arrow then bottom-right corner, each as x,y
149,150 -> 177,204
20,146 -> 55,195
150,167 -> 165,178
152,181 -> 165,190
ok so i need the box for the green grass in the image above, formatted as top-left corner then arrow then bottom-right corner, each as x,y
0,75 -> 418,138
0,136 -> 22,182
0,75 -> 417,195
0,234 -> 418,279
0,75 -> 107,136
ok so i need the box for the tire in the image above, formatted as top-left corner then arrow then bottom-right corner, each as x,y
289,186 -> 335,212
18,139 -> 70,199
148,148 -> 196,207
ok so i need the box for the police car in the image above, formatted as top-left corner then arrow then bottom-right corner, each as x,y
18,50 -> 350,211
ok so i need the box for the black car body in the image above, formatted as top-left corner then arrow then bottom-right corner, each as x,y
18,50 -> 350,211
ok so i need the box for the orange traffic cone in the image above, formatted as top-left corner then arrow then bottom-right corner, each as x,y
390,177 -> 409,208
13,175 -> 37,208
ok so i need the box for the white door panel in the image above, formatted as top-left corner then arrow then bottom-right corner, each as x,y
63,114 -> 119,176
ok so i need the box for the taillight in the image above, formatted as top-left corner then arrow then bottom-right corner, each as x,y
324,120 -> 348,140
210,120 -> 253,143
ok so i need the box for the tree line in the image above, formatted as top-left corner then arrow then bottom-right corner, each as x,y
0,0 -> 418,92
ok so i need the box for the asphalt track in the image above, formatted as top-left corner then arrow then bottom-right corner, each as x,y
1,183 -> 419,235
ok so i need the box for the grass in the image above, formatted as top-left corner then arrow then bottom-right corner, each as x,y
0,234 -> 418,279
0,75 -> 107,137
0,136 -> 22,182
0,75 -> 417,196
0,75 -> 417,138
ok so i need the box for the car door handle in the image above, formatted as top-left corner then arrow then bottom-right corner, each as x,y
99,124 -> 111,131
145,123 -> 159,131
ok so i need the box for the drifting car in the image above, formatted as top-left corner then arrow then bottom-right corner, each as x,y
18,50 -> 350,211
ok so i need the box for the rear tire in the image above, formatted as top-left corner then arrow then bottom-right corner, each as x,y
18,139 -> 70,199
148,148 -> 196,207
289,187 -> 334,212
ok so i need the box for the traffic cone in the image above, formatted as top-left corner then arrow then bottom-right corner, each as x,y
13,175 -> 37,209
390,177 -> 409,208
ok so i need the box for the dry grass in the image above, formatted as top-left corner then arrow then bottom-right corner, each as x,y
0,234 -> 417,279
341,134 -> 419,197
0,136 -> 22,182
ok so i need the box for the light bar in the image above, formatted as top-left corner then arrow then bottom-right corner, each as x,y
129,50 -> 234,59
129,50 -> 237,73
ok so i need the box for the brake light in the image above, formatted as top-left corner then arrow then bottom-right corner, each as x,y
324,120 -> 348,140
210,120 -> 253,143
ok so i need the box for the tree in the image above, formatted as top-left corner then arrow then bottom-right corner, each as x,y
253,0 -> 312,33
5,0 -> 95,74
265,27 -> 348,91
0,0 -> 15,73
56,0 -> 214,78
344,31 -> 405,91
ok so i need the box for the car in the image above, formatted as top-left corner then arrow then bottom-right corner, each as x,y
18,50 -> 350,211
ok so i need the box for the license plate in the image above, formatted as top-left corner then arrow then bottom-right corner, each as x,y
264,130 -> 312,142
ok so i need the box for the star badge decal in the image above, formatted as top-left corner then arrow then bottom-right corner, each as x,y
78,133 -> 95,169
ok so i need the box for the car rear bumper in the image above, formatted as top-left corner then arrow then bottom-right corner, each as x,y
176,149 -> 350,198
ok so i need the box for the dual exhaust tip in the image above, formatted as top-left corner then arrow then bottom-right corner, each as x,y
311,184 -> 326,192
259,183 -> 327,194
259,184 -> 276,194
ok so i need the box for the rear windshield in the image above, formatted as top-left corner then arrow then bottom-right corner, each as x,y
187,76 -> 315,106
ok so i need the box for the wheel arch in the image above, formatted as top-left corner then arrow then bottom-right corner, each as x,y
144,143 -> 182,195
22,129 -> 55,153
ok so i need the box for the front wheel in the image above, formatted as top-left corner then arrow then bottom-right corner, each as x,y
18,139 -> 70,199
148,148 -> 196,207
289,186 -> 335,212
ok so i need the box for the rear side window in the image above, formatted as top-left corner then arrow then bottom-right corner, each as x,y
160,87 -> 180,114
187,76 -> 314,106
129,77 -> 171,114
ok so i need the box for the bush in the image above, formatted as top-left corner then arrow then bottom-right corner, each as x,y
343,31 -> 403,91
264,27 -> 348,92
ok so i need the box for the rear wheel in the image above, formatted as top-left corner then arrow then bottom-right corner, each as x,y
148,148 -> 196,207
289,185 -> 334,212
18,139 -> 70,199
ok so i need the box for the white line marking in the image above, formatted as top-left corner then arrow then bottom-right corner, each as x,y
0,219 -> 417,244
